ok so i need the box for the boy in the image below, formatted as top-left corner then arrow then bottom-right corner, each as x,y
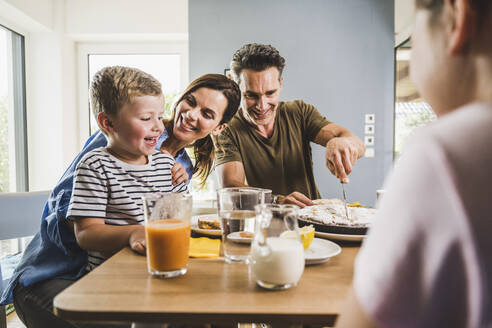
67,66 -> 187,271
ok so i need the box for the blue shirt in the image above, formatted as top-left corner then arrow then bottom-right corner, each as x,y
1,130 -> 192,304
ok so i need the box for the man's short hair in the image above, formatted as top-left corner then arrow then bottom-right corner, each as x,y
230,43 -> 286,84
90,66 -> 162,121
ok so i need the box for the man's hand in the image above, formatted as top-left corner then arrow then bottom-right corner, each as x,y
325,137 -> 360,184
278,192 -> 314,208
314,123 -> 365,184
171,162 -> 189,186
129,225 -> 146,255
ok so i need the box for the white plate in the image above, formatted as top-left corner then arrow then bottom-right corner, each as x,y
226,231 -> 254,244
315,231 -> 365,242
191,214 -> 222,236
304,238 -> 342,265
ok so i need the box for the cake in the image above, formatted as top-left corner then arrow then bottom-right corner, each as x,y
298,200 -> 377,235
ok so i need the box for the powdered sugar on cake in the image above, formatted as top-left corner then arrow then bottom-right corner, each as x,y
299,199 -> 376,227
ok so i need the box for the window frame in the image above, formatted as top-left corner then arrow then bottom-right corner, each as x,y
0,24 -> 30,261
393,37 -> 436,160
393,37 -> 411,161
1,24 -> 28,192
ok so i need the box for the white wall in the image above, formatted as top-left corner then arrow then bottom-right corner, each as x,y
2,0 -> 54,30
65,0 -> 187,37
395,0 -> 415,46
1,0 -> 188,192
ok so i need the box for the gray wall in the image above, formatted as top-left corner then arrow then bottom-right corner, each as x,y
189,0 -> 394,207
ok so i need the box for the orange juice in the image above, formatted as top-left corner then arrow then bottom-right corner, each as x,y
146,219 -> 191,271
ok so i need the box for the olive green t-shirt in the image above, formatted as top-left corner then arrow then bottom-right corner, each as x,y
214,100 -> 330,199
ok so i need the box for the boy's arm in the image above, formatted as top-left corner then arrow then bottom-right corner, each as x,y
73,218 -> 146,257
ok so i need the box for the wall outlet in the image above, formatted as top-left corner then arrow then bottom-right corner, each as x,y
364,135 -> 374,146
365,124 -> 375,134
365,114 -> 375,124
364,147 -> 375,158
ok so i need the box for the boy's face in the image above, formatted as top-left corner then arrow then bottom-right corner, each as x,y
105,95 -> 165,164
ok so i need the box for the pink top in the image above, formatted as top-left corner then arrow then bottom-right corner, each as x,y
355,102 -> 492,328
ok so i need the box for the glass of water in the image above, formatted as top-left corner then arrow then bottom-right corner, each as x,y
217,187 -> 267,263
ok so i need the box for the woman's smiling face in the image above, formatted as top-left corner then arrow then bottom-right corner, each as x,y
173,87 -> 229,143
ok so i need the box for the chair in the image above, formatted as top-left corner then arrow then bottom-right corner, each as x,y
0,190 -> 51,328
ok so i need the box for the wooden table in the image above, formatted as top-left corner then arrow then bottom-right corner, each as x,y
54,244 -> 359,326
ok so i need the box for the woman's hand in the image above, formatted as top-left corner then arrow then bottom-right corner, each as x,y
171,162 -> 189,186
129,226 -> 146,255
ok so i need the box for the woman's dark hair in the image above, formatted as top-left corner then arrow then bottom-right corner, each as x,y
165,74 -> 240,187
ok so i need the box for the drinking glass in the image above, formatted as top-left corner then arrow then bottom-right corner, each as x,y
142,193 -> 192,278
239,187 -> 272,204
217,187 -> 267,263
250,204 -> 305,290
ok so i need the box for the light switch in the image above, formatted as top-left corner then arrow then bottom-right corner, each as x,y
365,114 -> 375,124
365,124 -> 375,134
364,148 -> 375,158
364,136 -> 374,146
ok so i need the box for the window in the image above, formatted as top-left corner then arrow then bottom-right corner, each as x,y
0,25 -> 28,193
394,39 -> 436,159
0,25 -> 31,264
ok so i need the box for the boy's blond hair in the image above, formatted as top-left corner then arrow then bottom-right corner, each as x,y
90,66 -> 162,129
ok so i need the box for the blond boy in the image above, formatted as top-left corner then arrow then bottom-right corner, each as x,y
67,66 -> 186,271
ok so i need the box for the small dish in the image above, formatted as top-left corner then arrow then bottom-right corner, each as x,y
226,231 -> 254,244
304,238 -> 342,265
314,231 -> 365,242
191,214 -> 222,236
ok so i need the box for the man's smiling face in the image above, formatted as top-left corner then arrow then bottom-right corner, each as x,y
239,66 -> 282,128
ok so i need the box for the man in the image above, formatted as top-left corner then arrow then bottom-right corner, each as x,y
214,43 -> 365,207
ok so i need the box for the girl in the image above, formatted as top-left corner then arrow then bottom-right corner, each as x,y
337,0 -> 492,327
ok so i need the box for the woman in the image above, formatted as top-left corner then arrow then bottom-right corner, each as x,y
1,73 -> 240,328
337,0 -> 492,327
161,74 -> 239,187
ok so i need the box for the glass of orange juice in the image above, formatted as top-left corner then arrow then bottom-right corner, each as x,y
142,193 -> 192,278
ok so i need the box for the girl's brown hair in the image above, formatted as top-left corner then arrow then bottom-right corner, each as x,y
165,74 -> 240,187
416,0 -> 490,26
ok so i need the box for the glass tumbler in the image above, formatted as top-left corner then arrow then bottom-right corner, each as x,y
143,193 -> 192,278
217,187 -> 267,263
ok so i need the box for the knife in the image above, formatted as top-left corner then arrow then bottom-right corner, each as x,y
341,182 -> 350,220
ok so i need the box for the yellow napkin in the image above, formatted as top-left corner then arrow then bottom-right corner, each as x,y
189,237 -> 221,258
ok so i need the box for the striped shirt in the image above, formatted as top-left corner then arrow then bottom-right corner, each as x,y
67,147 -> 187,271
